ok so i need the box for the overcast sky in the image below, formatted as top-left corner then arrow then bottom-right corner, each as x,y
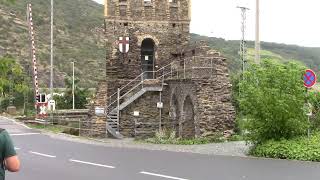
93,0 -> 320,47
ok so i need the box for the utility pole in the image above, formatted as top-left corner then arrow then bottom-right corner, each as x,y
255,0 -> 260,64
50,0 -> 54,99
72,61 -> 75,110
237,6 -> 249,77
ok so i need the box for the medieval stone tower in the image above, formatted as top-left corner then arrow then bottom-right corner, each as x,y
104,0 -> 191,80
83,0 -> 235,139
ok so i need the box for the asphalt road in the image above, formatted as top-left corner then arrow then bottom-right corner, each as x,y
1,116 -> 320,180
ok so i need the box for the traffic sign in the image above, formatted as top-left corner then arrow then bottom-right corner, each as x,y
37,102 -> 48,118
304,69 -> 317,88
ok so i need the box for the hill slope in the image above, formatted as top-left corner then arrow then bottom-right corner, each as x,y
0,0 -> 105,88
1,1 -> 320,89
191,34 -> 320,73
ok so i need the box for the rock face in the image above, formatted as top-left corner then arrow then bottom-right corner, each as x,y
84,0 -> 235,139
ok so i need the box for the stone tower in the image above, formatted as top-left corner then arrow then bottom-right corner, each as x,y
83,0 -> 235,138
104,0 -> 192,81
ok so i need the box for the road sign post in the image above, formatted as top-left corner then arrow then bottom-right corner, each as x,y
304,69 -> 316,88
303,69 -> 317,137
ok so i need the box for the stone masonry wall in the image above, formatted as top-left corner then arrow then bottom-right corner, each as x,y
82,81 -> 108,137
104,0 -> 191,81
120,88 -> 171,138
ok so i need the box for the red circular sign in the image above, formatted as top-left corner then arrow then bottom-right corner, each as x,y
304,69 -> 317,88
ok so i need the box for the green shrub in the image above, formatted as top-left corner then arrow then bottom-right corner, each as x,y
307,91 -> 320,131
239,60 -> 309,143
250,133 -> 320,162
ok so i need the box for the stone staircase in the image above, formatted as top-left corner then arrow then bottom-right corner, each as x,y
105,78 -> 164,139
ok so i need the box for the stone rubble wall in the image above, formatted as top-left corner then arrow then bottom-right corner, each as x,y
81,81 -> 108,137
120,90 -> 169,138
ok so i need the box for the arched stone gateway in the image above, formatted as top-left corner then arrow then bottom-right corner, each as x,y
141,38 -> 155,79
171,93 -> 180,137
181,96 -> 195,138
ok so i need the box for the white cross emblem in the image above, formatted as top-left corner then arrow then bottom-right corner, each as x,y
39,105 -> 47,115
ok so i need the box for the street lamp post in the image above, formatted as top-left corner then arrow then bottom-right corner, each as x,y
255,0 -> 261,64
50,0 -> 54,99
72,61 -> 75,110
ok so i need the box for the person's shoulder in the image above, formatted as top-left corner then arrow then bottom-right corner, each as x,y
0,129 -> 10,137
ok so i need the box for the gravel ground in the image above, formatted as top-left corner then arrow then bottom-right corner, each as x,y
46,132 -> 251,157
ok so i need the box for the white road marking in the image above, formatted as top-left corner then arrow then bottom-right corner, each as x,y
12,121 -> 32,129
14,147 -> 20,150
0,116 -> 32,129
140,171 -> 189,180
29,151 -> 56,158
69,159 -> 115,169
3,116 -> 32,129
10,133 -> 40,136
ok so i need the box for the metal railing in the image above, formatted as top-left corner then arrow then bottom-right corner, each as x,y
105,56 -> 219,131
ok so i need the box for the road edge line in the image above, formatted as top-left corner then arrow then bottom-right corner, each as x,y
69,159 -> 116,169
29,151 -> 56,158
140,171 -> 190,180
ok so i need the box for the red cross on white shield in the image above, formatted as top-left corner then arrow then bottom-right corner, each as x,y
37,102 -> 48,118
119,37 -> 129,53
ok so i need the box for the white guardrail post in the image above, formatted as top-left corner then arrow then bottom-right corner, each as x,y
117,88 -> 120,131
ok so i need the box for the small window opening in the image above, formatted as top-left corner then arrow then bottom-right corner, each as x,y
192,49 -> 196,56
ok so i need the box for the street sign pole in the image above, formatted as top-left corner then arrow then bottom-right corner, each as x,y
303,69 -> 317,137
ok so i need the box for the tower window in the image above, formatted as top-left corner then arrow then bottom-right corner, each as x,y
172,23 -> 176,28
144,0 -> 152,6
119,5 -> 127,16
124,22 -> 128,26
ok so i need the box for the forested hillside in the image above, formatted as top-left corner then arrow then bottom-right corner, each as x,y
1,0 -> 319,89
0,0 -> 105,88
191,34 -> 320,73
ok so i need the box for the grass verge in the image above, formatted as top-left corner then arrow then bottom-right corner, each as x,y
27,124 -> 65,134
139,129 -> 243,145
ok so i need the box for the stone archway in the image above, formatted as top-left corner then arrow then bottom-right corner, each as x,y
141,38 -> 155,79
181,96 -> 195,138
171,93 -> 180,137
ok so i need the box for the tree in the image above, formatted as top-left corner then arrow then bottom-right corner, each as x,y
0,56 -> 31,111
53,77 -> 89,109
238,59 -> 308,143
0,56 -> 29,97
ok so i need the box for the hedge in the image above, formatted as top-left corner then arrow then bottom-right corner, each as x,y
250,133 -> 320,162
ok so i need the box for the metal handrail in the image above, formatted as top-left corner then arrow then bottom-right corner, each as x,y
119,81 -> 143,100
105,56 -> 218,114
119,72 -> 144,92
